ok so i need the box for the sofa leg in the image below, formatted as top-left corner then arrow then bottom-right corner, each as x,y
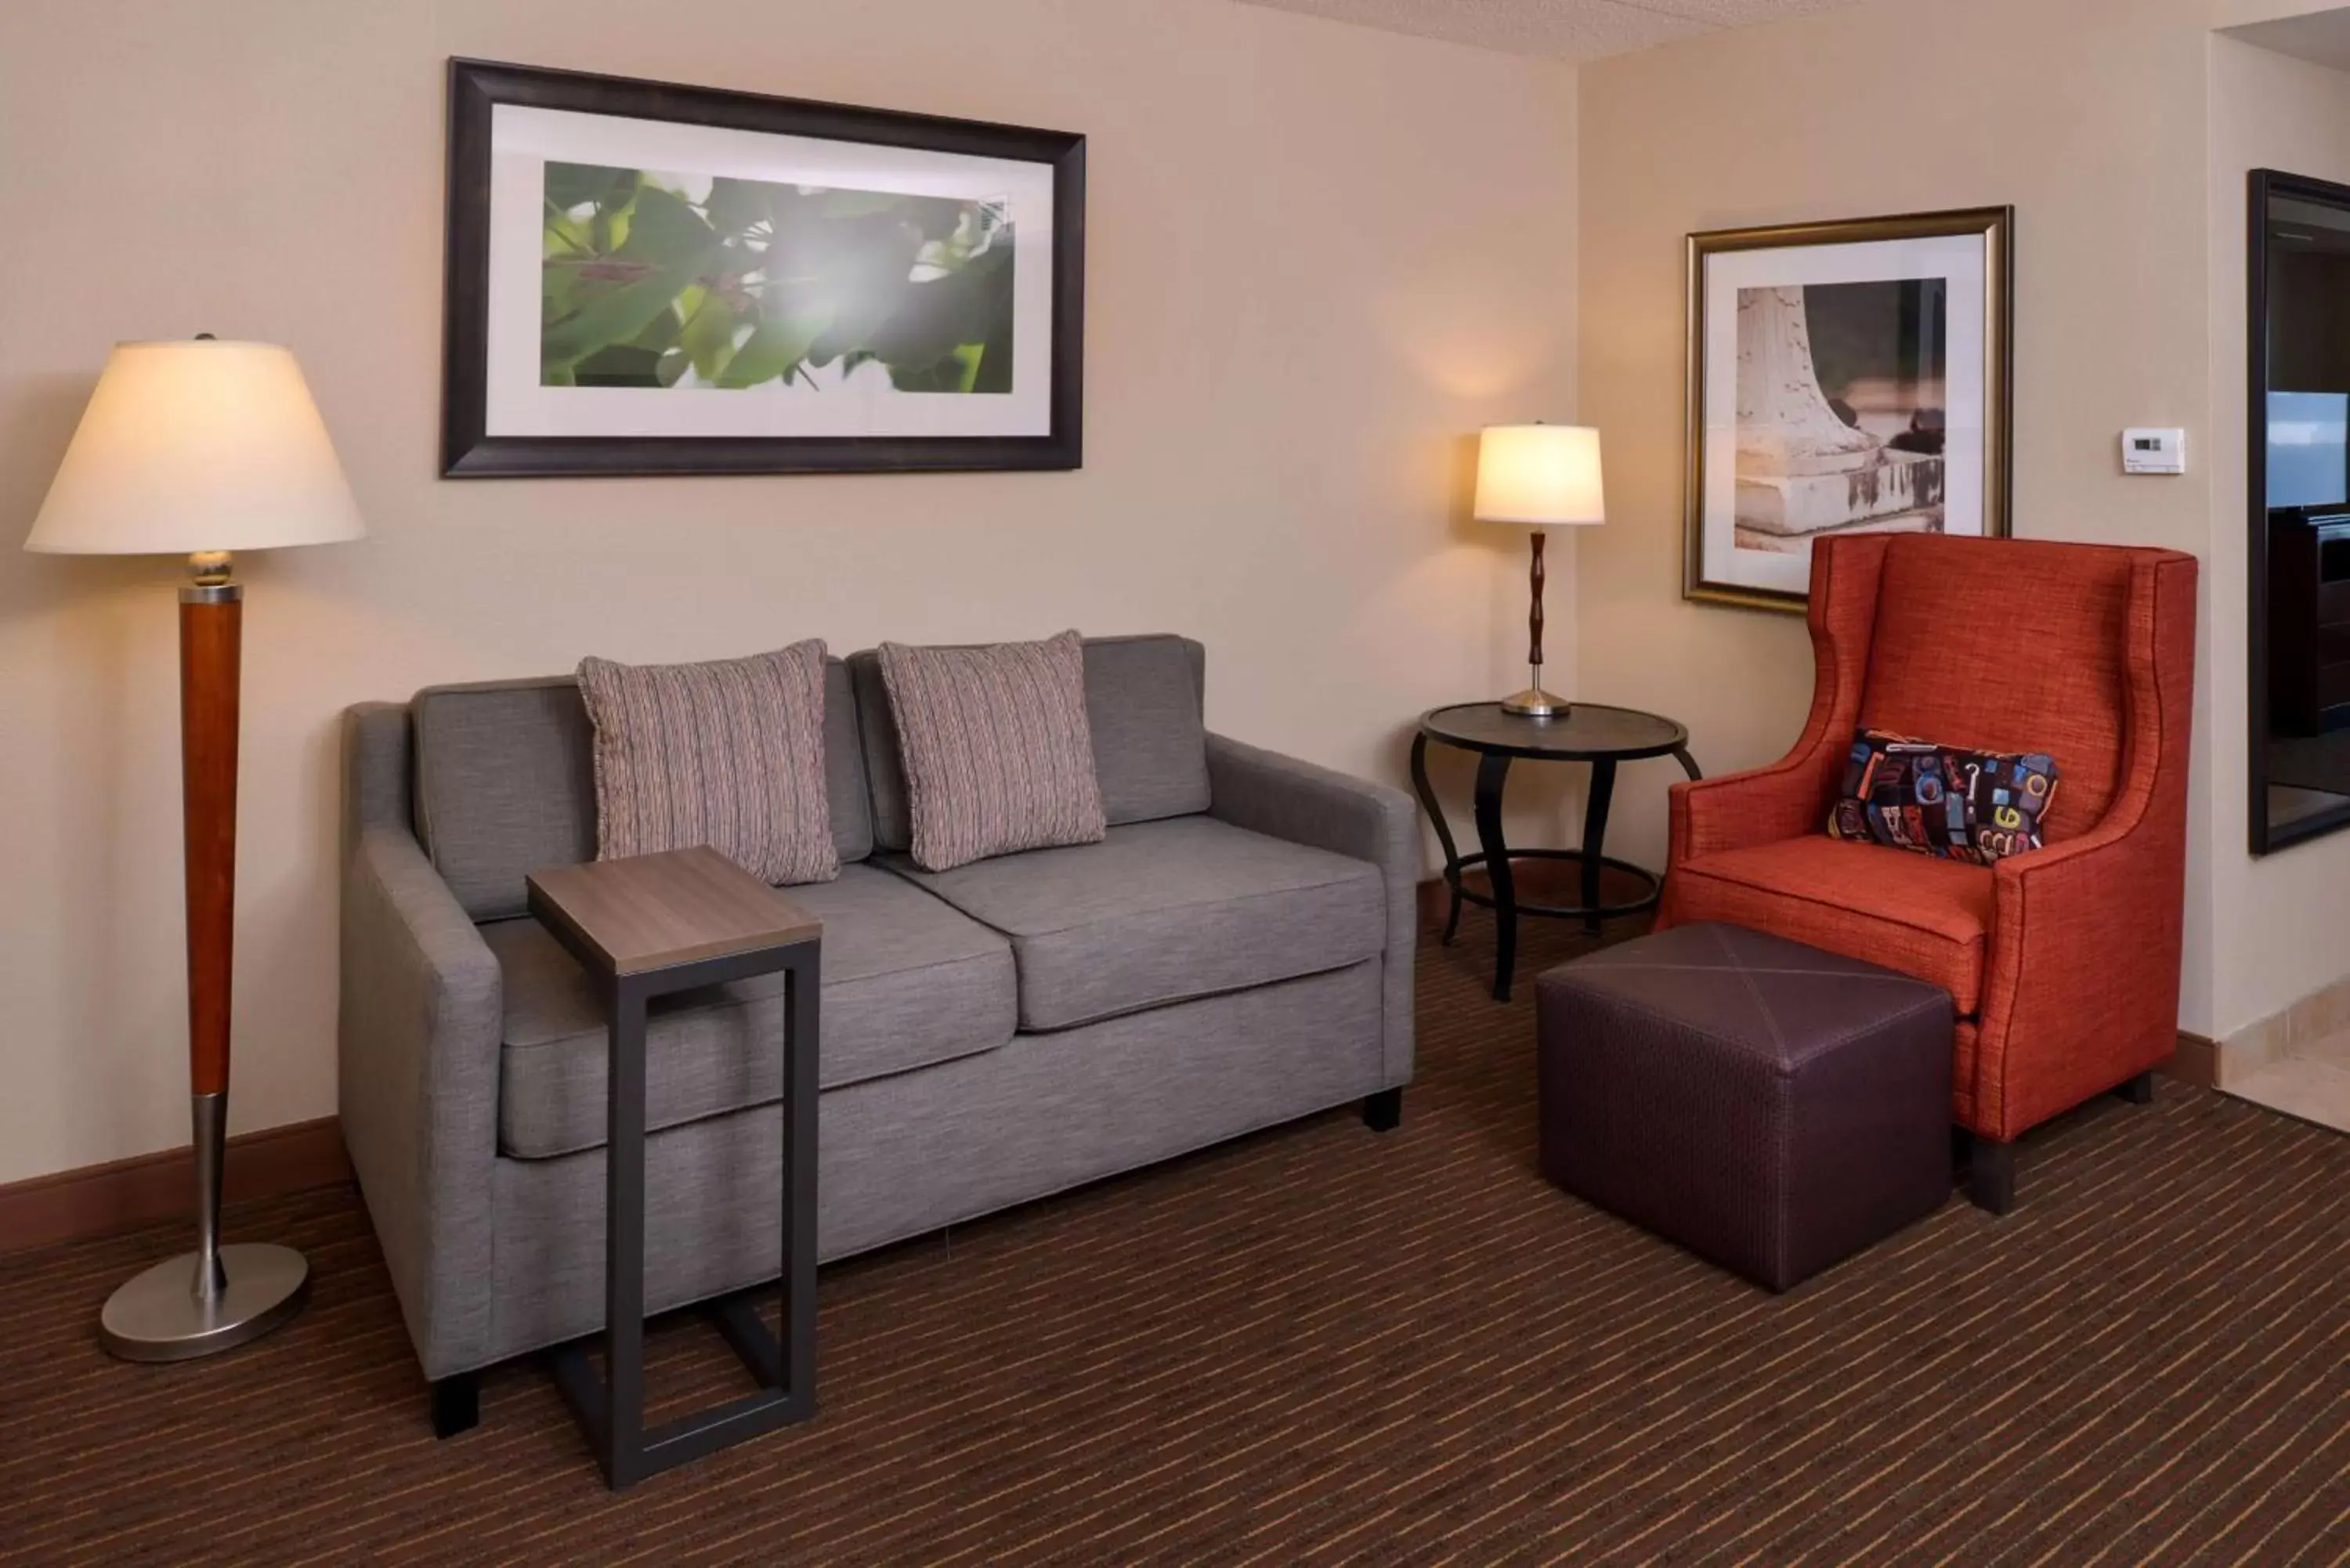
431,1373 -> 480,1439
2113,1071 -> 2157,1105
1362,1088 -> 1403,1133
1967,1138 -> 2016,1216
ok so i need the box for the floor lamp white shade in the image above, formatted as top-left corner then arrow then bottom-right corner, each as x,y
26,339 -> 364,558
26,337 -> 363,1362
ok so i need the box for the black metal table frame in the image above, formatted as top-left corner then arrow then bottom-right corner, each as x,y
1411,718 -> 1700,1003
532,927 -> 822,1491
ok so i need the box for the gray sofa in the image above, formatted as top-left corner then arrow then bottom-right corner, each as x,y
338,634 -> 1416,1429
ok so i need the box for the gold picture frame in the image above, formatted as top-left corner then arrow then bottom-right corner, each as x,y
1683,207 -> 2014,612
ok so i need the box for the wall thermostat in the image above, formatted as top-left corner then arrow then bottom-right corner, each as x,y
2122,428 -> 2187,475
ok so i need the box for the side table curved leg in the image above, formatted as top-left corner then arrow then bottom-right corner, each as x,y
1578,758 -> 1618,938
1472,751 -> 1517,1001
1673,745 -> 1702,781
1408,733 -> 1466,945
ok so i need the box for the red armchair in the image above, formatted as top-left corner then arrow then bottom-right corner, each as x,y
1657,534 -> 2197,1212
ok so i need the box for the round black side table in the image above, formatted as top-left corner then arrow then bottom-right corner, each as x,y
1410,702 -> 1701,1002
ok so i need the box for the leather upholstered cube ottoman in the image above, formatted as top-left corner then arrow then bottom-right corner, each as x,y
1535,922 -> 1953,1292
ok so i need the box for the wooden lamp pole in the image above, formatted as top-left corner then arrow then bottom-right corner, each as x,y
1516,529 -> 1553,716
172,553 -> 258,1317
25,338 -> 364,1360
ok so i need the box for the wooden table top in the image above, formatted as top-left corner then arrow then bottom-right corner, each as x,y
526,846 -> 821,977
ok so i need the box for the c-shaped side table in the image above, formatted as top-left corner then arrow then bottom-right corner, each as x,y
1409,702 -> 1701,1002
525,845 -> 821,1490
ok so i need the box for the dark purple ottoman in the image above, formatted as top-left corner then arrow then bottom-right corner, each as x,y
1535,921 -> 1953,1292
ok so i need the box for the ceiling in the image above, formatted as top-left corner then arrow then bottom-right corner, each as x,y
1233,0 -> 1878,62
2225,6 -> 2350,70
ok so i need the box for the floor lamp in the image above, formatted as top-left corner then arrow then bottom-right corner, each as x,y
26,338 -> 365,1360
1474,424 -> 1605,719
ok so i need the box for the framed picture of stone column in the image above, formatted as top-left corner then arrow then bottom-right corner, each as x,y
1683,208 -> 2013,611
442,59 -> 1085,477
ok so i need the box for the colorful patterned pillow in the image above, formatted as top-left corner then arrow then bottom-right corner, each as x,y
1827,728 -> 2059,864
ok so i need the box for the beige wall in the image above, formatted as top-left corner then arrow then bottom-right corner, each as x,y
0,0 -> 1579,1184
1577,0 -> 2229,1031
2205,34 -> 2350,1038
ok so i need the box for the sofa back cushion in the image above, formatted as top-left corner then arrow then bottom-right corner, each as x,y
1856,536 -> 2134,842
414,658 -> 872,920
849,633 -> 1209,853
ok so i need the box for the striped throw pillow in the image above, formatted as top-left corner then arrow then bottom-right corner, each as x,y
575,641 -> 839,887
880,630 -> 1107,873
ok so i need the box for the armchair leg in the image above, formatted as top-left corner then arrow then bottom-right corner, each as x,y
1362,1088 -> 1403,1133
431,1372 -> 480,1439
1967,1138 -> 2016,1216
2113,1071 -> 2157,1105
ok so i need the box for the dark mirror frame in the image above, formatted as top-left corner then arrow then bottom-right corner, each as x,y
2249,168 -> 2350,854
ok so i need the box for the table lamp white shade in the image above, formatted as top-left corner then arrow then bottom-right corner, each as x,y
25,339 -> 365,557
1473,424 -> 1605,527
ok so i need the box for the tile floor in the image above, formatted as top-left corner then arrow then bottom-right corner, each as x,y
2227,1026 -> 2350,1133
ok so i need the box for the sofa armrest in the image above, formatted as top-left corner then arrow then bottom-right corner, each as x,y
1206,733 -> 1416,1087
339,710 -> 504,1381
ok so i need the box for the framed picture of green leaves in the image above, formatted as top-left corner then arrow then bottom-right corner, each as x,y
442,60 -> 1085,477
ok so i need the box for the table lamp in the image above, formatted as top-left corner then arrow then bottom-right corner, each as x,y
1474,424 -> 1604,719
26,338 -> 365,1360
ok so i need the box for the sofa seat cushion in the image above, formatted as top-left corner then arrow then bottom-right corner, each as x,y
486,863 -> 1015,1159
1665,837 -> 1993,1015
883,815 -> 1386,1031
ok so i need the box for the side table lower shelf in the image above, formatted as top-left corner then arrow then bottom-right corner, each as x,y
1409,703 -> 1701,1002
549,1290 -> 807,1484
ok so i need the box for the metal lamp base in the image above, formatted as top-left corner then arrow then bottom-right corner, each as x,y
1500,686 -> 1571,720
100,1243 -> 309,1363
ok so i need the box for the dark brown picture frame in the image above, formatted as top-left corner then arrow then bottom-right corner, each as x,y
442,59 -> 1086,479
1683,207 -> 2015,612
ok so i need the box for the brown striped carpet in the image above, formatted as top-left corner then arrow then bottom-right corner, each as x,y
7,916 -> 2350,1565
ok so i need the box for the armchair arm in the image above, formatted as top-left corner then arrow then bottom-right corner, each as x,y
1972,550 -> 2197,1141
1972,814 -> 2186,1141
1668,751 -> 1842,865
338,706 -> 503,1380
1206,733 -> 1416,1087
1668,536 -> 1892,869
